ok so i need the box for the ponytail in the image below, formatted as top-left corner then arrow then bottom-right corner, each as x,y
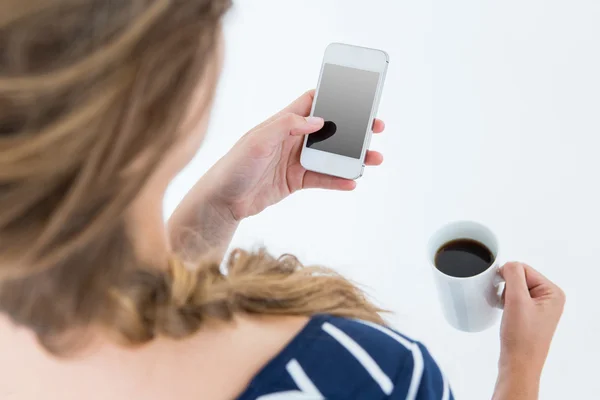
105,249 -> 385,347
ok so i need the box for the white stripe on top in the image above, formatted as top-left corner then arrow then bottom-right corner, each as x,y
286,359 -> 324,398
256,359 -> 324,400
322,322 -> 394,395
256,391 -> 324,400
354,320 -> 425,400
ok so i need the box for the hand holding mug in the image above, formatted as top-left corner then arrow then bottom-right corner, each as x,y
492,262 -> 565,400
428,222 -> 565,399
428,222 -> 565,343
499,262 -> 566,375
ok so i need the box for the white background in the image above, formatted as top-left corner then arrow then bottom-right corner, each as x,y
165,1 -> 600,398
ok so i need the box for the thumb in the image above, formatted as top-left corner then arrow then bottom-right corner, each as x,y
500,262 -> 531,304
261,113 -> 324,139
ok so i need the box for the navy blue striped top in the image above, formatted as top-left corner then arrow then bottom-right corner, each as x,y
237,314 -> 454,400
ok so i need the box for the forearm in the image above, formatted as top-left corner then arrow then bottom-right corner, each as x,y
492,363 -> 541,400
168,178 -> 239,260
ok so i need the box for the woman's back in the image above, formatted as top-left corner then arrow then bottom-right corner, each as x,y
1,314 -> 450,400
0,314 -> 310,400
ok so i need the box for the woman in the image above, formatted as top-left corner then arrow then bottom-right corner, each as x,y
0,1 -> 564,399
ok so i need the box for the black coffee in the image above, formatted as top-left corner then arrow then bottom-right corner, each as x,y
434,239 -> 494,278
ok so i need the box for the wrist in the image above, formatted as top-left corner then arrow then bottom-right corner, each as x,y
494,364 -> 541,400
499,353 -> 544,381
190,172 -> 240,226
168,179 -> 239,258
499,362 -> 541,382
198,164 -> 246,223
206,194 -> 239,228
497,356 -> 542,396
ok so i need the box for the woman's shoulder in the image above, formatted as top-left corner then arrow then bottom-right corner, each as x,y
238,314 -> 453,400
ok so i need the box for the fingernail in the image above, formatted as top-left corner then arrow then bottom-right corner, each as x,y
305,116 -> 324,126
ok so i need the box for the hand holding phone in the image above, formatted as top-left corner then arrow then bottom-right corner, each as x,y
192,89 -> 385,224
301,43 -> 389,180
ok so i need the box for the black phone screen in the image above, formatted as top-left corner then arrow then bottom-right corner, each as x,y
307,63 -> 380,159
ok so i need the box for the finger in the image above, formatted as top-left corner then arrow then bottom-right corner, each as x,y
500,262 -> 531,303
260,113 -> 324,141
302,171 -> 357,191
372,119 -> 385,134
520,263 -> 564,302
521,263 -> 551,291
364,151 -> 384,166
249,90 -> 316,134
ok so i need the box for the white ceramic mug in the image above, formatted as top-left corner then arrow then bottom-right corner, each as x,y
428,221 -> 504,332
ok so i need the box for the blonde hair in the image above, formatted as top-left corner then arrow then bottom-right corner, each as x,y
0,0 -> 384,355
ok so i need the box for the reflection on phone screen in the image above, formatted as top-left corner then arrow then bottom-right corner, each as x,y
307,63 -> 379,159
307,121 -> 337,147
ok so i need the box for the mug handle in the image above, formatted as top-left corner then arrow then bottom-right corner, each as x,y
493,268 -> 505,310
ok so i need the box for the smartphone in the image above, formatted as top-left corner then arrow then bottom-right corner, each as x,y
300,43 -> 389,180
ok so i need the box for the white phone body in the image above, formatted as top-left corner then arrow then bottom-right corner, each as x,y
300,43 -> 389,180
